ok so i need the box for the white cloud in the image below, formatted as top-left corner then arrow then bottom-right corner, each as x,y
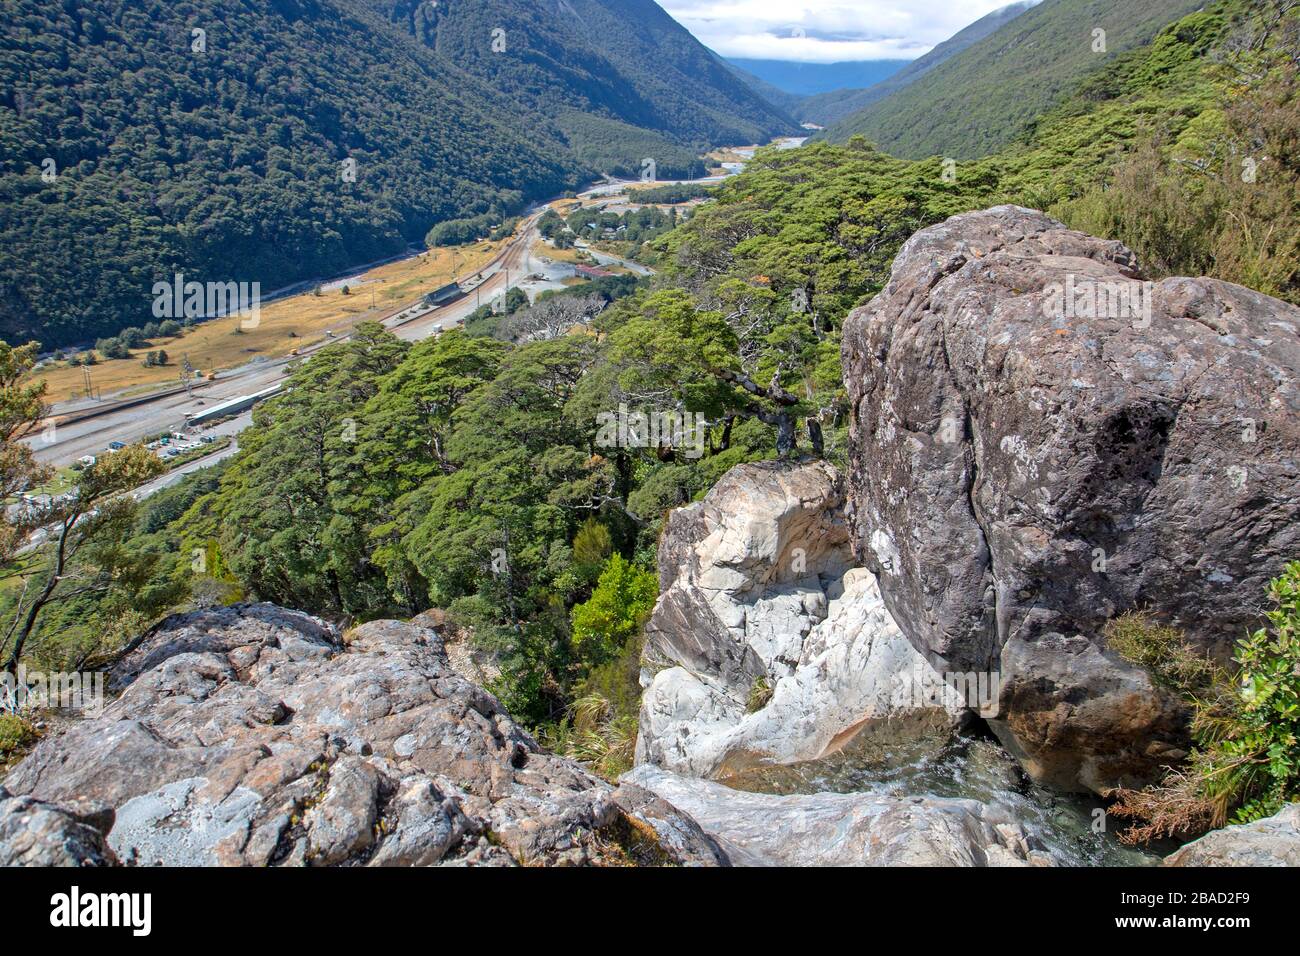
661,0 -> 1022,62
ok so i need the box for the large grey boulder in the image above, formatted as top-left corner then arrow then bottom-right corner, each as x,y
1165,803 -> 1300,867
1,604 -> 727,867
623,765 -> 1054,866
637,460 -> 962,777
842,205 -> 1300,793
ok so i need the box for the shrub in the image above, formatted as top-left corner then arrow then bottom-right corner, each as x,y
543,637 -> 643,780
576,632 -> 643,724
570,554 -> 657,668
158,320 -> 182,336
1104,611 -> 1216,692
95,337 -> 130,360
1206,562 -> 1300,823
747,676 -> 773,713
1108,562 -> 1300,842
542,556 -> 657,777
572,518 -> 613,580
542,693 -> 639,781
0,713 -> 37,766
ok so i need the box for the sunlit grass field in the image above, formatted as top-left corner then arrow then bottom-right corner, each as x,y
32,241 -> 504,403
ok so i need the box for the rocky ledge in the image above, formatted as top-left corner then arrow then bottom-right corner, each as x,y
624,765 -> 1054,866
0,604 -> 727,867
1164,804 -> 1300,867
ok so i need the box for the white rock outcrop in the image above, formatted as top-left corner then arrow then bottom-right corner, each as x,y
1164,803 -> 1300,867
636,460 -> 963,777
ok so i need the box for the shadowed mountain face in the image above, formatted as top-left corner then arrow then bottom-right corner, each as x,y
0,0 -> 792,349
821,0 -> 1207,158
369,0 -> 795,173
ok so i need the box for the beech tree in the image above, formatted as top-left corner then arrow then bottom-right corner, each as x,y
1,445 -> 166,674
0,340 -> 52,563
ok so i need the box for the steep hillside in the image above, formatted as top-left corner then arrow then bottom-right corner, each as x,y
0,0 -> 582,350
798,1 -> 1037,126
822,0 -> 1207,158
373,0 -> 794,174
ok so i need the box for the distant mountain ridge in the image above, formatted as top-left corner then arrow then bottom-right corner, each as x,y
796,1 -> 1039,126
724,58 -> 908,97
720,60 -> 806,117
821,0 -> 1209,158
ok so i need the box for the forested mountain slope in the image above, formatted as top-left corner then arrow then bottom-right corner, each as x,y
0,0 -> 580,349
822,0 -> 1208,158
372,0 -> 793,173
797,1 -> 1037,127
0,0 -> 792,350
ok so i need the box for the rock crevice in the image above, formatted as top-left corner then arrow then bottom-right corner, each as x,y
637,459 -> 963,778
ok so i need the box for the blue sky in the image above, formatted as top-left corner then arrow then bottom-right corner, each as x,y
661,0 -> 1026,62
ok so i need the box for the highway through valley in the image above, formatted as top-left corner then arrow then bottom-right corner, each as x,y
23,169 -> 731,474
27,203 -> 557,469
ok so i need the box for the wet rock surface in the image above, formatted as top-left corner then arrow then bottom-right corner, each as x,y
624,765 -> 1055,866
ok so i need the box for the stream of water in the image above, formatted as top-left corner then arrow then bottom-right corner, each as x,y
720,724 -> 1166,866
